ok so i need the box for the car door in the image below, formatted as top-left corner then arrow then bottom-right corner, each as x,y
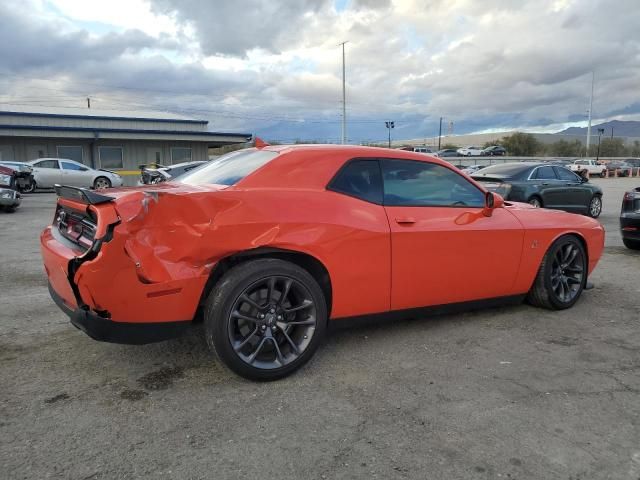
381,158 -> 524,310
61,161 -> 93,186
31,159 -> 61,187
553,166 -> 590,212
529,165 -> 566,209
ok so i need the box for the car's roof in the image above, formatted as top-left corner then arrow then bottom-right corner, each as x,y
237,144 -> 464,190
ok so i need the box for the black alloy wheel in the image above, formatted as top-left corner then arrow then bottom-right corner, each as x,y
205,258 -> 327,380
527,236 -> 587,310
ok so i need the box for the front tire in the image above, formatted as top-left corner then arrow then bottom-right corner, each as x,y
204,258 -> 327,381
623,238 -> 640,250
527,235 -> 587,310
587,195 -> 602,218
93,176 -> 112,189
21,180 -> 36,193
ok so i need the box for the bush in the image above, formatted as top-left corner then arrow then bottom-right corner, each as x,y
500,133 -> 543,156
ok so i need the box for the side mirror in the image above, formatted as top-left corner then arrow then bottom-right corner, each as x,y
483,192 -> 504,217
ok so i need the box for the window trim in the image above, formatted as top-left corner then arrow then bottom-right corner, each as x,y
170,147 -> 192,165
380,158 -> 486,208
327,157 -> 487,208
34,159 -> 60,169
553,166 -> 581,182
61,160 -> 88,171
528,165 -> 559,181
56,145 -> 84,163
98,146 -> 124,169
326,157 -> 384,205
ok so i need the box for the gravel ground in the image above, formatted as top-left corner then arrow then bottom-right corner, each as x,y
1,179 -> 639,480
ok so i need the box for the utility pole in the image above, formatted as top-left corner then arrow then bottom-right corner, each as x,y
339,41 -> 349,144
586,71 -> 594,156
438,117 -> 443,150
87,96 -> 91,109
385,121 -> 395,148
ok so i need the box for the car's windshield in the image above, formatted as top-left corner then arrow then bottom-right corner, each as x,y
178,149 -> 278,186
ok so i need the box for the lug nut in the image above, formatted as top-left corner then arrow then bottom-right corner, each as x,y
270,308 -> 275,313
277,315 -> 282,320
259,313 -> 265,319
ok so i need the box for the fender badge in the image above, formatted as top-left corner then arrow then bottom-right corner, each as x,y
531,240 -> 539,248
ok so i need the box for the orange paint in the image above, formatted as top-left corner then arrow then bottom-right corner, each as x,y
41,145 -> 605,327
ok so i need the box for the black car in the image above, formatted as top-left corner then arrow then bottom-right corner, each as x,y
624,158 -> 640,169
138,161 -> 206,185
605,161 -> 632,177
621,186 -> 640,250
481,145 -> 507,156
472,162 -> 603,217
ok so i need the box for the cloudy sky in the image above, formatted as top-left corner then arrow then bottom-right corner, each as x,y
0,0 -> 638,142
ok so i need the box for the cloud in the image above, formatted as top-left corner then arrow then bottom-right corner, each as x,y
149,0 -> 334,57
1,0 -> 639,142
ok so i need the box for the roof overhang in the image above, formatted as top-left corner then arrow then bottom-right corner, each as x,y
0,125 -> 253,144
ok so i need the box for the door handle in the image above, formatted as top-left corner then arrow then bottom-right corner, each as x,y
395,217 -> 416,225
541,183 -> 549,186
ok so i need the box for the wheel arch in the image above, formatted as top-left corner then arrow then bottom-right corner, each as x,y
198,247 -> 333,318
548,231 -> 590,274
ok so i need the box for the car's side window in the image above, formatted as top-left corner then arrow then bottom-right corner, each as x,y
532,166 -> 557,180
555,167 -> 580,181
61,161 -> 86,171
381,159 -> 485,207
35,160 -> 59,169
328,159 -> 383,204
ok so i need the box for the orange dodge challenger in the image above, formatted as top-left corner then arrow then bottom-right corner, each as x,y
41,145 -> 605,380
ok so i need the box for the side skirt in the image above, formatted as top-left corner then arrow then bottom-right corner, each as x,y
329,294 -> 527,331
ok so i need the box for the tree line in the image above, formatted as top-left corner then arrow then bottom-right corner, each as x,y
481,133 -> 640,157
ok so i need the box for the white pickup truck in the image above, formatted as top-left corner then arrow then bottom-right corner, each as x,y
570,159 -> 606,177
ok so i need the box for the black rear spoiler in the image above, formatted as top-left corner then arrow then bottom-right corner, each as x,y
54,185 -> 114,205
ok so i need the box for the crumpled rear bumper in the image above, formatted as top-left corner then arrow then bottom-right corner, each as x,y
48,282 -> 191,344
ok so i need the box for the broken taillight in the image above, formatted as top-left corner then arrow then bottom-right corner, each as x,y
54,205 -> 97,250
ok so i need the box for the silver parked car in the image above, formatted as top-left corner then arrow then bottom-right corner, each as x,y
27,158 -> 123,190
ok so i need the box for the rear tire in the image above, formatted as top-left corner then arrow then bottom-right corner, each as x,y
527,235 -> 587,310
600,171 -> 606,178
204,258 -> 327,381
587,195 -> 602,218
623,238 -> 640,250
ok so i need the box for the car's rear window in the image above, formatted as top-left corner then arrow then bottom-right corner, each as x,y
473,163 -> 529,176
178,149 -> 278,186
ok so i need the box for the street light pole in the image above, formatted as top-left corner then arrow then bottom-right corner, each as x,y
385,121 -> 395,148
438,117 -> 443,150
586,71 -> 594,156
596,128 -> 604,162
339,41 -> 349,144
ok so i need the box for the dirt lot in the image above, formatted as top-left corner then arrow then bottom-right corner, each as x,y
1,179 -> 639,480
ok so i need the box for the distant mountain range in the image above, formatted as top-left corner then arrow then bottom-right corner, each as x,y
557,120 -> 640,137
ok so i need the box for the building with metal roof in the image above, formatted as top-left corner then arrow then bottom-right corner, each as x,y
0,105 -> 253,183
